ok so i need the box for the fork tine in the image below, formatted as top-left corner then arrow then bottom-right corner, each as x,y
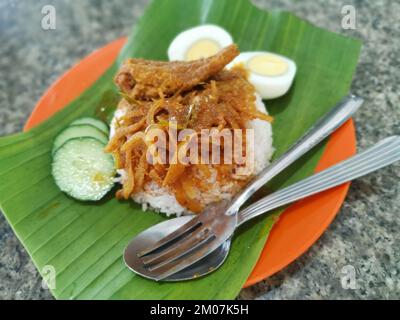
142,227 -> 211,268
137,215 -> 201,257
150,234 -> 219,281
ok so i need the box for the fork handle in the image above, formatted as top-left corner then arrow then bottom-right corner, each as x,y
226,95 -> 364,215
237,136 -> 400,226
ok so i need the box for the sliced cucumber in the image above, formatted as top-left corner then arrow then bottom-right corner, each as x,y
52,138 -> 115,201
52,124 -> 108,155
70,117 -> 109,135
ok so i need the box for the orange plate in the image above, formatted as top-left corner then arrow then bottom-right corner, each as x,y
24,38 -> 356,288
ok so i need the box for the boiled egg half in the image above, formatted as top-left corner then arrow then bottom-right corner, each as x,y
228,52 -> 297,99
167,25 -> 233,61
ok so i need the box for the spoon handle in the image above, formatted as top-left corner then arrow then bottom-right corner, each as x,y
238,136 -> 400,226
226,95 -> 364,215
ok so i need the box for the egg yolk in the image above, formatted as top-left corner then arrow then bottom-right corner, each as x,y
247,54 -> 288,77
185,39 -> 221,61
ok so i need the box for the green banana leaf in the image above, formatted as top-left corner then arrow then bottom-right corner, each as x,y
0,0 -> 361,299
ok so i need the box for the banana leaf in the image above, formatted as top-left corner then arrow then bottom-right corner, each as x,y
0,0 -> 361,299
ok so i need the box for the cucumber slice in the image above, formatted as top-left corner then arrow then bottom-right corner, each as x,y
70,117 -> 109,134
52,124 -> 108,155
52,138 -> 115,201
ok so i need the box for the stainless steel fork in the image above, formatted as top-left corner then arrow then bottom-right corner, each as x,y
126,95 -> 364,279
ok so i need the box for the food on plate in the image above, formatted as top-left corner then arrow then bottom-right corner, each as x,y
166,25 -> 296,99
52,124 -> 108,155
116,45 -> 239,100
70,117 -> 110,135
107,44 -> 274,216
228,52 -> 297,99
50,25 -> 298,214
51,118 -> 115,201
167,25 -> 233,61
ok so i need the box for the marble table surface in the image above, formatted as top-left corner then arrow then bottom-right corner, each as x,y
0,0 -> 398,300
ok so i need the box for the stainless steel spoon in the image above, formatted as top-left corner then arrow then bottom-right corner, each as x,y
125,135 -> 400,281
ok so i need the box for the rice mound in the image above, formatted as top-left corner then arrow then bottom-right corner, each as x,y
110,93 -> 274,216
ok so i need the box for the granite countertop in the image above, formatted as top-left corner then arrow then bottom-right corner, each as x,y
0,0 -> 398,300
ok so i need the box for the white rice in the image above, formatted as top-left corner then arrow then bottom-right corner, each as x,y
110,93 -> 274,216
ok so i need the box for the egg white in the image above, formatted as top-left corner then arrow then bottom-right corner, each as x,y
228,52 -> 297,100
167,24 -> 233,61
